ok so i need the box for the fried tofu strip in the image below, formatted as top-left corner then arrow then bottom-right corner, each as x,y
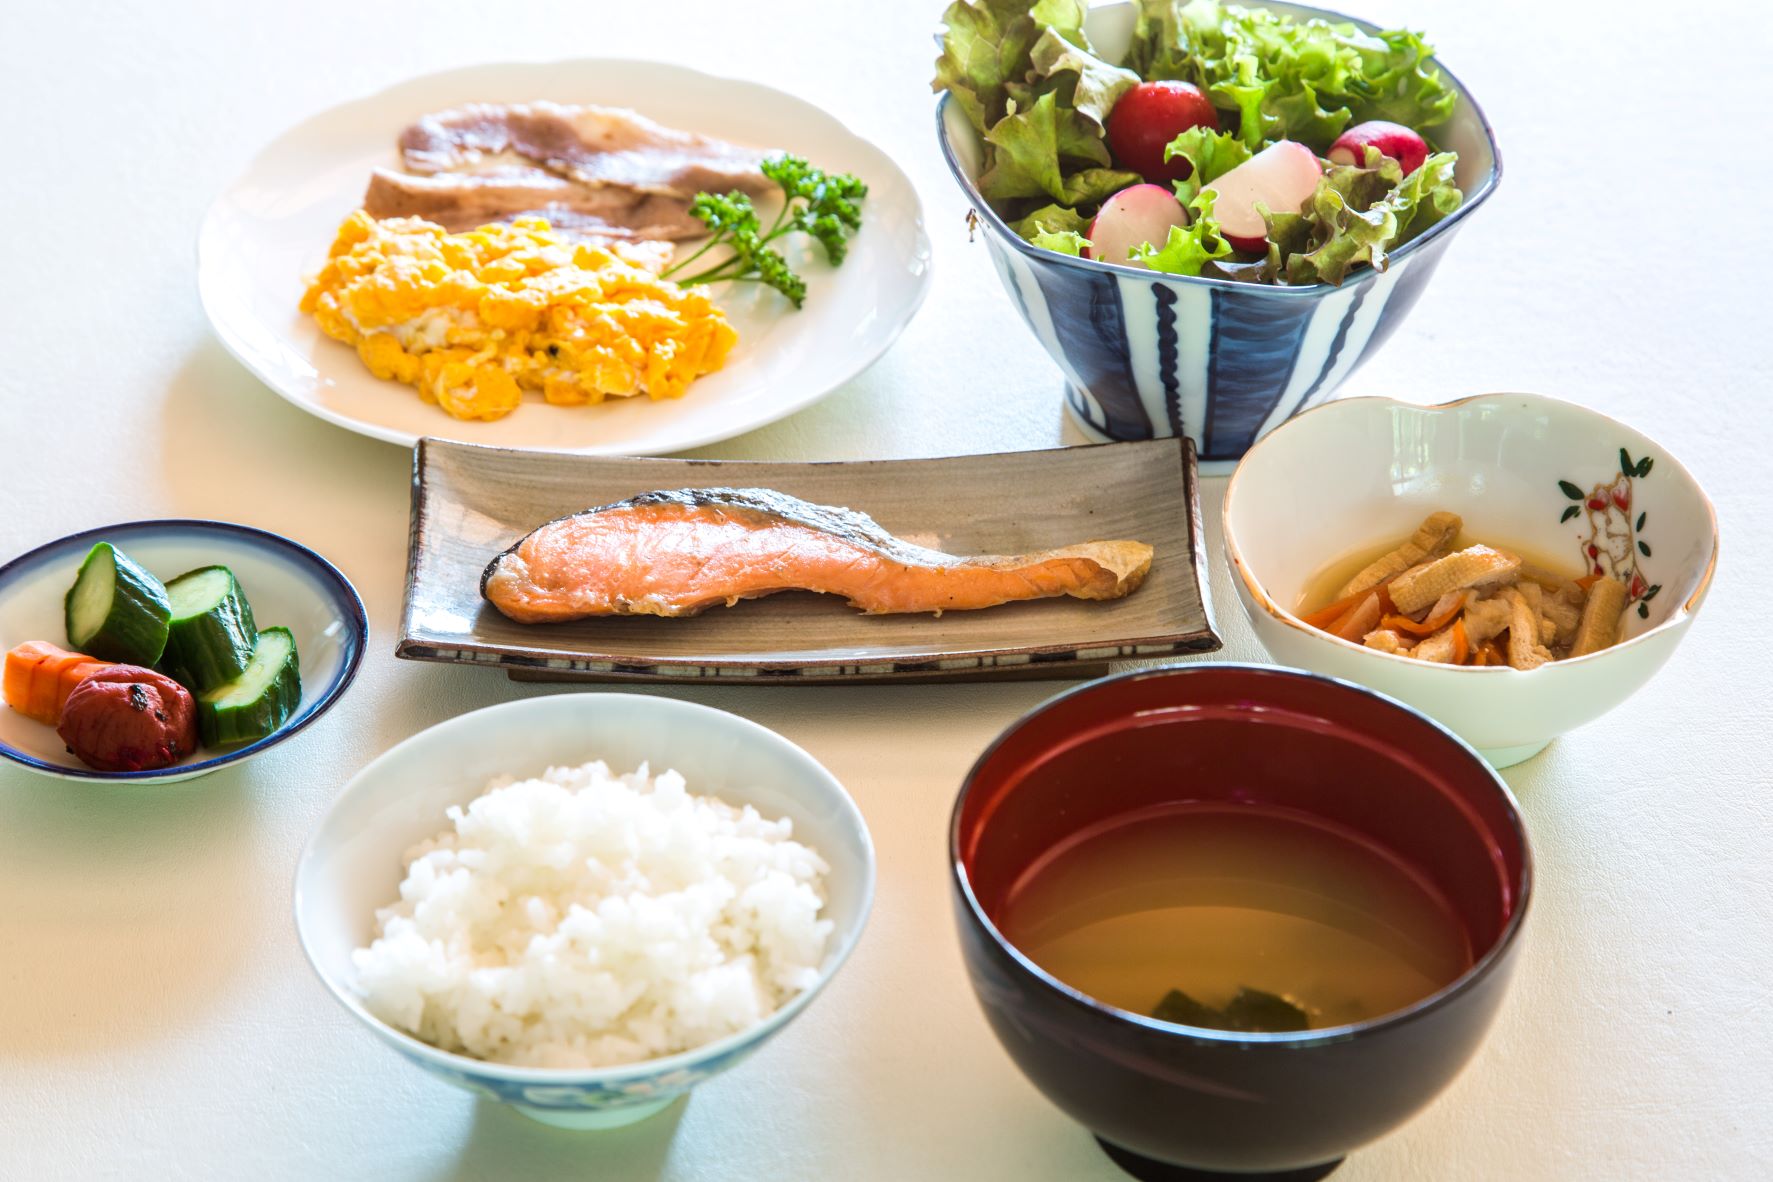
1504,585 -> 1554,670
1390,545 -> 1522,615
1363,629 -> 1409,654
1541,591 -> 1581,647
1462,595 -> 1512,645
1570,577 -> 1628,657
1338,511 -> 1463,599
1413,625 -> 1461,664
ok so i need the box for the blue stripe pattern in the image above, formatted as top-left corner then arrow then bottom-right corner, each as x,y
1360,239 -> 1447,366
1202,287 -> 1319,460
984,228 -> 1463,462
1293,283 -> 1371,420
1027,263 -> 1153,441
1153,285 -> 1183,438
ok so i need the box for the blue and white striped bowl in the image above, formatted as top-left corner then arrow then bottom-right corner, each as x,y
935,1 -> 1501,469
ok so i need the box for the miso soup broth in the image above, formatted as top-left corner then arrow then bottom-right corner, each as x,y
999,802 -> 1473,1032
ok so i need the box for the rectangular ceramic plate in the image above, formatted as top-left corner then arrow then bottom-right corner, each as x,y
398,438 -> 1218,684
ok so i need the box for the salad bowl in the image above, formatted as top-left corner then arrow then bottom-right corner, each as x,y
935,0 -> 1501,470
1223,393 -> 1718,766
294,693 -> 875,1130
0,520 -> 366,785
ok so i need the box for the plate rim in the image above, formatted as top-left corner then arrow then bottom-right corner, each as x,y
0,518 -> 369,782
194,56 -> 934,456
397,437 -> 1220,681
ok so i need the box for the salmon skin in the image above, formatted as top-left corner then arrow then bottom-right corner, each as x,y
481,488 -> 1154,622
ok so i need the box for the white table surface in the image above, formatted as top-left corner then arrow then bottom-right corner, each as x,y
5,1 -> 1771,1178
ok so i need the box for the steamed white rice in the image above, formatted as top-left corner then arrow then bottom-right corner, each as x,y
352,760 -> 832,1069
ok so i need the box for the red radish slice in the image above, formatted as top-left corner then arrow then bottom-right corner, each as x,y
1105,82 -> 1220,184
1206,141 -> 1322,253
1084,184 -> 1190,267
1328,121 -> 1429,175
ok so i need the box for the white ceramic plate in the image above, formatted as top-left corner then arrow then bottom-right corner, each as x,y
197,60 -> 931,455
0,521 -> 367,784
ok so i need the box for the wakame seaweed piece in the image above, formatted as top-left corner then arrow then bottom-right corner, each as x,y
1151,986 -> 1313,1032
1221,987 -> 1312,1032
163,566 -> 258,693
65,542 -> 172,667
1152,989 -> 1230,1028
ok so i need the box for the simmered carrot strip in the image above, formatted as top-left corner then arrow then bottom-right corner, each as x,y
1381,597 -> 1464,637
1302,584 -> 1396,631
1452,617 -> 1470,664
1574,573 -> 1604,591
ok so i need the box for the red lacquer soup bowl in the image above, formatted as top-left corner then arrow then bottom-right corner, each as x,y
950,665 -> 1531,1180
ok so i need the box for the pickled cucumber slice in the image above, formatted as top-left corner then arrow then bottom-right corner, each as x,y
65,542 -> 171,667
196,626 -> 300,747
164,566 -> 258,692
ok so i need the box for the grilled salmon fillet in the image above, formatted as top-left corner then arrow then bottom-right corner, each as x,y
482,489 -> 1154,622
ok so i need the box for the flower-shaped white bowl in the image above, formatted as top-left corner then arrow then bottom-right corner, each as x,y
1224,393 -> 1718,766
294,693 -> 875,1129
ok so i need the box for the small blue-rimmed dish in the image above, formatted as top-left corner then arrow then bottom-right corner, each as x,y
936,0 -> 1502,470
0,520 -> 366,784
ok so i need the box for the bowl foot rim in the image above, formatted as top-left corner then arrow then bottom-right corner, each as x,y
1096,1136 -> 1344,1181
1060,385 -> 1239,474
511,1094 -> 679,1130
1478,738 -> 1553,769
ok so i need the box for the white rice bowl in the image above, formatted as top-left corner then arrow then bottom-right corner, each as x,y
351,760 -> 833,1069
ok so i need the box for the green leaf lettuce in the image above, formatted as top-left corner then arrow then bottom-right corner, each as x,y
1131,191 -> 1233,275
1028,27 -> 1141,131
978,90 -> 1139,204
1008,203 -> 1090,239
1164,126 -> 1250,205
1263,150 -> 1462,286
1130,0 -> 1457,153
1030,229 -> 1091,256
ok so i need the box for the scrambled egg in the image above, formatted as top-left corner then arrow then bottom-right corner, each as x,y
300,213 -> 738,421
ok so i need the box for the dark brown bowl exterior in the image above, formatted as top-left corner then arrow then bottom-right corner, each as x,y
950,665 -> 1531,1174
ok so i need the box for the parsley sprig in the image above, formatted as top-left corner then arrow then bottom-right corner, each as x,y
662,155 -> 867,308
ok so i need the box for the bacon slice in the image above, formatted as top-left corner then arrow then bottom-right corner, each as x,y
363,168 -> 710,240
400,102 -> 773,194
362,102 -> 777,240
481,489 -> 1154,622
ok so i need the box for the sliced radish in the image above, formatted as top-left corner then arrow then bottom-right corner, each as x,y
1205,141 -> 1321,253
1328,120 -> 1430,175
1084,184 -> 1190,267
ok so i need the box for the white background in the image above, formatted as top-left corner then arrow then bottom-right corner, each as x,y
3,2 -> 1770,1178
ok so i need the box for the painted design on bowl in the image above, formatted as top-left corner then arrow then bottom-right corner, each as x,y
1559,447 -> 1662,618
392,1019 -> 750,1111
